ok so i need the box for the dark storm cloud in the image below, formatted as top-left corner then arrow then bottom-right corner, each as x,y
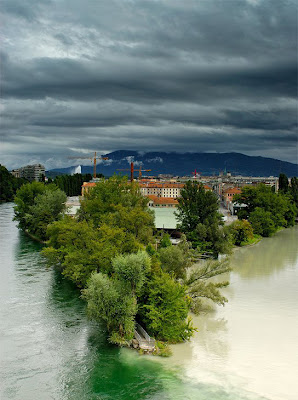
2,52 -> 296,102
0,0 -> 297,169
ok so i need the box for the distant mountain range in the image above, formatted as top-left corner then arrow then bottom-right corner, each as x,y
48,151 -> 298,178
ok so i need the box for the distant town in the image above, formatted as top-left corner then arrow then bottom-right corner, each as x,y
8,161 -> 281,229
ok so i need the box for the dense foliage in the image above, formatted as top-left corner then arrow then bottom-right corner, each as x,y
175,181 -> 232,257
51,173 -> 97,196
0,165 -> 27,202
139,271 -> 194,343
289,177 -> 298,210
79,176 -> 154,244
278,173 -> 298,212
234,183 -> 297,237
227,220 -> 254,246
83,251 -> 151,343
16,176 -> 231,348
14,182 -> 67,240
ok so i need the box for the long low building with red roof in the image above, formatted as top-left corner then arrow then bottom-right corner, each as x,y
147,195 -> 179,208
139,182 -> 211,198
82,179 -> 212,199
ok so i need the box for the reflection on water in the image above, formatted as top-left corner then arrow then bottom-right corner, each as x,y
1,203 -> 297,400
231,227 -> 298,279
165,226 -> 298,400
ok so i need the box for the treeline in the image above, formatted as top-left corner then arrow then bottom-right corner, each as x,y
13,176 -> 231,352
176,178 -> 297,251
14,182 -> 67,241
233,179 -> 297,238
0,165 -> 27,202
175,181 -> 232,257
49,173 -> 102,196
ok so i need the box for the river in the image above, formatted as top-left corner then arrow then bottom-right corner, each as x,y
0,203 -> 297,400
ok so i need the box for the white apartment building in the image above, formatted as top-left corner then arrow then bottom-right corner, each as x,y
17,164 -> 45,182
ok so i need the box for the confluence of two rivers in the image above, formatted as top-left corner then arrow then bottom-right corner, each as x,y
0,203 -> 297,400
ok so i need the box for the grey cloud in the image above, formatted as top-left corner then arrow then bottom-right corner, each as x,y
0,0 -> 297,169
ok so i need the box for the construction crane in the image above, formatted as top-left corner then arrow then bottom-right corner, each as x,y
68,151 -> 108,178
117,162 -> 151,182
192,169 -> 200,178
117,162 -> 135,182
138,165 -> 151,180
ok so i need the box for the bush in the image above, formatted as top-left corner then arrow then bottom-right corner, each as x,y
249,208 -> 276,237
228,220 -> 254,246
139,271 -> 194,343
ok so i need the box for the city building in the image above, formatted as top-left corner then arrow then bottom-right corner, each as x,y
11,169 -> 20,178
222,187 -> 242,207
12,164 -> 45,182
147,195 -> 179,208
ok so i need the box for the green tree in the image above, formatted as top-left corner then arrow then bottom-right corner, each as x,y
279,173 -> 289,193
14,182 -> 64,237
185,259 -> 231,313
159,233 -> 172,248
43,218 -> 142,287
289,177 -> 298,211
188,222 -> 232,257
234,183 -> 297,235
101,204 -> 154,244
228,219 -> 254,246
249,207 -> 276,237
53,173 -> 94,196
14,181 -> 46,230
83,273 -> 137,342
26,188 -> 67,240
139,271 -> 194,343
0,165 -> 27,202
112,251 -> 151,294
176,181 -> 221,232
175,181 -> 230,257
159,239 -> 192,279
79,176 -> 148,224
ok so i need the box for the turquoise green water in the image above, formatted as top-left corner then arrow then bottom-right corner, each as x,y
1,203 -> 297,400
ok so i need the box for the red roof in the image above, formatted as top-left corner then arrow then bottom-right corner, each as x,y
223,187 -> 241,194
147,195 -> 178,205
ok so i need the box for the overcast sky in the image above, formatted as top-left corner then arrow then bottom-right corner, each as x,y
1,0 -> 297,169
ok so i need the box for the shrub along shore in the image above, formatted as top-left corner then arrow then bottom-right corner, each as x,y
13,175 -> 297,354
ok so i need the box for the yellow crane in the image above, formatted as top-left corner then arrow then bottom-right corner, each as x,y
68,151 -> 108,179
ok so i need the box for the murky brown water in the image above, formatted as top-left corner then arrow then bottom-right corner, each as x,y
162,226 -> 298,400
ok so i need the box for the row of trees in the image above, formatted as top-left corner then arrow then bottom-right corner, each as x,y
14,182 -> 67,241
175,178 -> 297,248
234,183 -> 297,237
50,173 -> 100,196
175,181 -> 232,257
279,173 -> 298,209
0,165 -> 27,202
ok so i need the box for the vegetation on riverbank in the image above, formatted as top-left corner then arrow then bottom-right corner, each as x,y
0,165 -> 27,202
14,175 -> 297,352
234,181 -> 297,238
175,181 -> 232,257
50,173 -> 103,196
13,177 -> 232,350
14,182 -> 67,241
